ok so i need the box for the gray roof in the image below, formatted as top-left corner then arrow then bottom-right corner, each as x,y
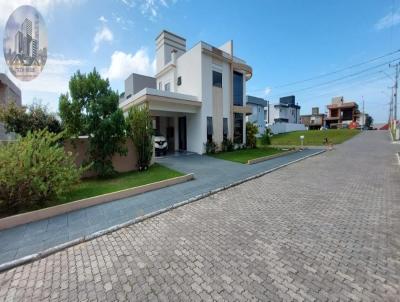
246,95 -> 268,107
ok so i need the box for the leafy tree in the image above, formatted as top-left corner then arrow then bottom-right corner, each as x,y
246,122 -> 258,148
59,69 -> 126,177
0,129 -> 84,212
260,128 -> 271,146
126,105 -> 153,170
0,102 -> 62,137
365,115 -> 373,128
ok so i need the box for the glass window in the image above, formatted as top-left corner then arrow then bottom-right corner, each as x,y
233,113 -> 243,144
158,82 -> 162,90
207,116 -> 213,142
212,71 -> 222,88
233,71 -> 243,106
164,82 -> 170,92
177,76 -> 182,86
223,117 -> 228,139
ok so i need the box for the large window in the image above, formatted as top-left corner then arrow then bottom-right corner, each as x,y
233,113 -> 243,144
164,82 -> 170,92
223,117 -> 228,139
212,71 -> 222,88
233,71 -> 243,106
207,116 -> 213,142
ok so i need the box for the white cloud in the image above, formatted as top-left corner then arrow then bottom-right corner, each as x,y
93,25 -> 113,52
374,9 -> 400,30
264,87 -> 272,96
101,48 -> 156,80
0,0 -> 81,26
98,15 -> 108,23
0,53 -> 83,112
118,0 -> 178,20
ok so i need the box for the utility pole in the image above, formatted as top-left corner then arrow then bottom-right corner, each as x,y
362,96 -> 365,129
389,62 -> 399,121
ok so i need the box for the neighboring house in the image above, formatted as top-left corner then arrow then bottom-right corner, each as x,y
325,96 -> 359,129
119,30 -> 252,154
0,73 -> 22,140
300,107 -> 326,130
266,95 -> 305,134
246,95 -> 268,137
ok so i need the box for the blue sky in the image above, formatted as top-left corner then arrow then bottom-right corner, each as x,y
1,0 -> 400,123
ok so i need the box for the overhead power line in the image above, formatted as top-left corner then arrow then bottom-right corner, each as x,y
273,49 -> 400,89
248,49 -> 400,94
266,57 -> 400,98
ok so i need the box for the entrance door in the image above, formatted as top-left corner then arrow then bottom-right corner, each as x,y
178,116 -> 187,151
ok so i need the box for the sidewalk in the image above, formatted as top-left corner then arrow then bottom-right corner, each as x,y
0,148 -> 323,265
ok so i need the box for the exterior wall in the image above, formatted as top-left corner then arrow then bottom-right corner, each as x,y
64,138 -> 154,178
269,123 -> 306,134
124,74 -> 156,100
268,104 -> 301,124
247,103 -> 266,136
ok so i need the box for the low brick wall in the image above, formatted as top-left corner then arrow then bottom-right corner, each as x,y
64,138 -> 154,178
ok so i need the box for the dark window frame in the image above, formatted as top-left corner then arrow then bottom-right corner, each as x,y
223,117 -> 228,139
212,71 -> 222,88
233,113 -> 243,144
207,116 -> 213,142
233,71 -> 243,106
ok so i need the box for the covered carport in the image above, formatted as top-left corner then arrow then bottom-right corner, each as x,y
120,88 -> 202,153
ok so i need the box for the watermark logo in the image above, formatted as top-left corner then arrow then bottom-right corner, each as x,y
3,5 -> 48,81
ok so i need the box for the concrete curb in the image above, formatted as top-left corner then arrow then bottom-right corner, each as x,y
0,149 -> 325,273
247,149 -> 298,165
0,173 -> 194,231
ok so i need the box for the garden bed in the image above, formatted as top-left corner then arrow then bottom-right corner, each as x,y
0,164 -> 184,220
209,147 -> 286,164
268,129 -> 360,146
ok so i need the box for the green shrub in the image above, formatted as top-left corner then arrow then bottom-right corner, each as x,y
246,122 -> 258,148
0,130 -> 85,211
260,128 -> 271,146
221,138 -> 234,152
126,105 -> 153,171
205,140 -> 217,154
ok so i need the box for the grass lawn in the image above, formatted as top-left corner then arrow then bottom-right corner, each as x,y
269,129 -> 360,146
0,163 -> 183,218
209,147 -> 285,164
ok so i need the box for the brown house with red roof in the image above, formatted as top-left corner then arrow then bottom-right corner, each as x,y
325,96 -> 359,129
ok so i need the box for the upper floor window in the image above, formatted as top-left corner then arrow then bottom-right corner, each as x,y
158,82 -> 162,90
177,76 -> 182,86
212,71 -> 222,88
164,82 -> 170,92
233,71 -> 243,106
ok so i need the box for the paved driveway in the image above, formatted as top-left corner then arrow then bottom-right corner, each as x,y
0,147 -> 322,266
0,131 -> 399,301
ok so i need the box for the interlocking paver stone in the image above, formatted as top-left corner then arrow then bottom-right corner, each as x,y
0,131 -> 399,301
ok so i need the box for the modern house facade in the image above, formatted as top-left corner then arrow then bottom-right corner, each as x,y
266,95 -> 305,134
325,96 -> 359,129
300,107 -> 326,130
119,30 -> 252,154
246,95 -> 268,136
0,73 -> 22,140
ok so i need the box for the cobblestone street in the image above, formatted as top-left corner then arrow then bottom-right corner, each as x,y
0,131 -> 399,301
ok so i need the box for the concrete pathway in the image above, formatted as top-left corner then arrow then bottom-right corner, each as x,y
0,131 -> 398,301
0,148 -> 322,265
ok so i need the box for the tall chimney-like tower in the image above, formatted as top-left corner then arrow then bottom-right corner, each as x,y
155,30 -> 186,74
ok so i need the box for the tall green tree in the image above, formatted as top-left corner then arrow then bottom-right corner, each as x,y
59,69 -> 126,177
0,102 -> 62,137
126,105 -> 153,170
246,122 -> 258,148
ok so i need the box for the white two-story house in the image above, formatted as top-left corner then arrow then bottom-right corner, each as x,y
119,30 -> 252,154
